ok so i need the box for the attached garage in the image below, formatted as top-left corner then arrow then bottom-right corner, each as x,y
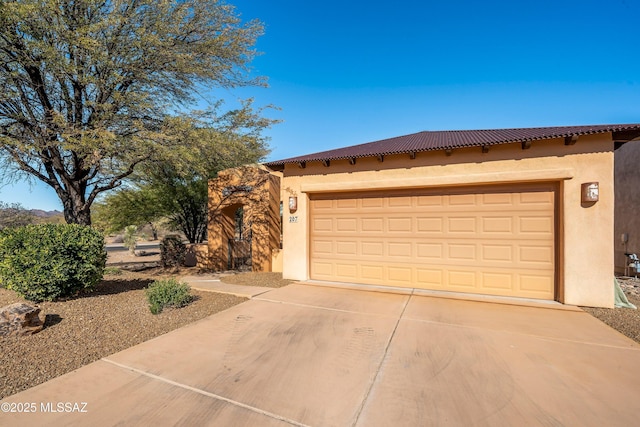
309,184 -> 556,299
263,124 -> 640,308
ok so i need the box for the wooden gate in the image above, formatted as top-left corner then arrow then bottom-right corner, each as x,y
228,236 -> 252,270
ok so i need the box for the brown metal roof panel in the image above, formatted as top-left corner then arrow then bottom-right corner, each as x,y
265,124 -> 640,166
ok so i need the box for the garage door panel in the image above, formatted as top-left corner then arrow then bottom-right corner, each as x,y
417,243 -> 443,259
449,194 -> 477,206
388,217 -> 412,232
448,244 -> 476,261
361,197 -> 384,208
388,196 -> 412,207
519,216 -> 553,235
335,263 -> 358,280
336,199 -> 357,209
448,217 -> 477,233
311,261 -> 333,279
417,195 -> 443,206
519,275 -> 554,297
388,267 -> 412,285
309,185 -> 555,300
520,192 -> 554,205
448,270 -> 477,288
417,268 -> 443,286
361,217 -> 384,232
480,272 -> 514,290
313,218 -> 332,232
336,218 -> 358,232
482,217 -> 514,233
313,240 -> 333,254
519,245 -> 554,265
312,199 -> 334,210
482,193 -> 513,205
417,217 -> 444,233
361,241 -> 384,256
361,265 -> 384,281
336,241 -> 357,256
388,242 -> 412,257
481,244 -> 514,262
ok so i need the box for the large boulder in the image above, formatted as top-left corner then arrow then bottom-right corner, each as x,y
0,303 -> 45,337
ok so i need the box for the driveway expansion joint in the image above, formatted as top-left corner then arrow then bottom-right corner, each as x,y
351,290 -> 414,426
101,358 -> 310,427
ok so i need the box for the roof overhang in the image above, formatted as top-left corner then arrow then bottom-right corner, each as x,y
265,124 -> 640,171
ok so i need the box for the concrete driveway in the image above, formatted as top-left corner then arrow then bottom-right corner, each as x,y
2,283 -> 640,426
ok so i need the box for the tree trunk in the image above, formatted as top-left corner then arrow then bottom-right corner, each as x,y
59,184 -> 92,226
62,205 -> 92,226
149,222 -> 159,240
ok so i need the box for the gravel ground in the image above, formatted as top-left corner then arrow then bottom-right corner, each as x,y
0,269 -> 246,400
581,278 -> 640,344
221,271 -> 294,288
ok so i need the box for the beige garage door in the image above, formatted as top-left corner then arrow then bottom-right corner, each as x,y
309,184 -> 556,300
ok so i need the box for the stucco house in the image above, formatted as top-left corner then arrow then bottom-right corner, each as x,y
208,124 -> 640,308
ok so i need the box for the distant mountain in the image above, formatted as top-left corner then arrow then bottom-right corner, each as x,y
29,209 -> 63,218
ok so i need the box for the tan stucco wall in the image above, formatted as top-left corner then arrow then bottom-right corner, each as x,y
614,140 -> 640,275
271,247 -> 283,273
208,165 -> 281,272
278,134 -> 615,308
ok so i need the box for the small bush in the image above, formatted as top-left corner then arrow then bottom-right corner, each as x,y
103,266 -> 123,276
0,224 -> 107,302
146,278 -> 193,314
160,235 -> 186,268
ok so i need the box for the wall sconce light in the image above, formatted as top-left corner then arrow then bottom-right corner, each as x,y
288,196 -> 298,213
581,182 -> 599,203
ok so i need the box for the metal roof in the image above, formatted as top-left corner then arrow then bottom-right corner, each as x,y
265,124 -> 640,168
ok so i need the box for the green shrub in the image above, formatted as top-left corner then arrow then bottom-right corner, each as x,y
160,235 -> 186,268
146,278 -> 193,314
0,224 -> 107,302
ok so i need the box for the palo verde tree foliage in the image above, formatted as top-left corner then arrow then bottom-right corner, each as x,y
95,103 -> 273,244
92,186 -> 163,239
0,0 -> 266,225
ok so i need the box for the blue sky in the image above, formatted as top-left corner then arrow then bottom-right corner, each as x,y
2,0 -> 640,211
